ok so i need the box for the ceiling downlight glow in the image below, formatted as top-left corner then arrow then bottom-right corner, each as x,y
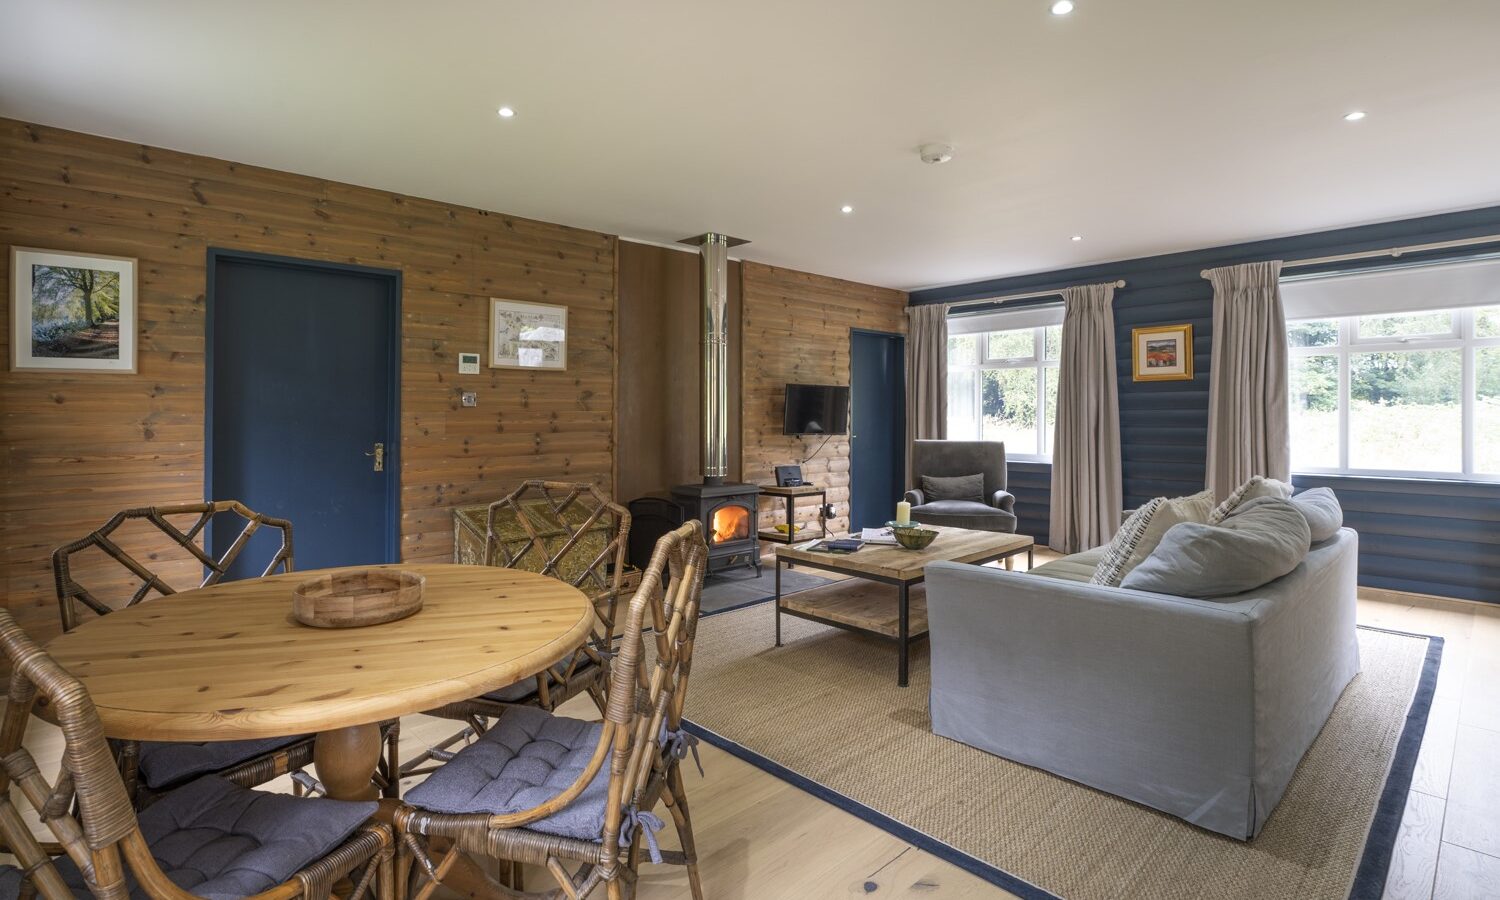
1051,1 -> 1075,15
841,205 -> 854,214
497,106 -> 516,119
1343,110 -> 1366,121
1071,235 -> 1083,241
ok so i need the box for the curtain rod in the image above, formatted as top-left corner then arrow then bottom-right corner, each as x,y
946,279 -> 1127,312
1200,233 -> 1500,278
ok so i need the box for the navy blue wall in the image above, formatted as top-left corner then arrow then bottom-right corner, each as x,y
912,205 -> 1500,603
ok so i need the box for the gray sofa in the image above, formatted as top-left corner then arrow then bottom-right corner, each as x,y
905,440 -> 1017,533
924,528 -> 1362,839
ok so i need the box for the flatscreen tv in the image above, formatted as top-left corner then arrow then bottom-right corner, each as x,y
783,383 -> 850,435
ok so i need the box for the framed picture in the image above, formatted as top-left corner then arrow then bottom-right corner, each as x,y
489,298 -> 567,370
1131,323 -> 1194,382
11,247 -> 137,373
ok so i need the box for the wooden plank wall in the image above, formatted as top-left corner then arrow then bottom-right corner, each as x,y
740,261 -> 907,535
0,118 -> 616,639
615,240 -> 742,501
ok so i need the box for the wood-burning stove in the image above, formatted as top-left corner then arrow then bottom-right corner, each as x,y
670,482 -> 763,574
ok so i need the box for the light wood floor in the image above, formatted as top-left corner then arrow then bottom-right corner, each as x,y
9,551 -> 1500,899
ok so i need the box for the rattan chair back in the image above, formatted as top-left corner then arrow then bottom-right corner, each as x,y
0,609 -> 389,900
397,519 -> 708,900
52,501 -> 294,632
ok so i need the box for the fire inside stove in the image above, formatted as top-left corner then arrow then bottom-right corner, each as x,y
710,505 -> 751,544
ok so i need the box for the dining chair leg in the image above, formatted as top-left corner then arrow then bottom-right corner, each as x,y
664,767 -> 705,900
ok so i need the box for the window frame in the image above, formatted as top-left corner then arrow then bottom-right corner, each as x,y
1288,306 -> 1500,481
947,325 -> 1059,462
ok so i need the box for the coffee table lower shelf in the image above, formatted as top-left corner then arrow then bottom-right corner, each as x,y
779,580 -> 929,639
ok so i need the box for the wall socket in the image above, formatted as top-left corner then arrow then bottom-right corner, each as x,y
460,391 -> 478,408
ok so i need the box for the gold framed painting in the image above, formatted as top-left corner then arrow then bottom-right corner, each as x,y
488,298 -> 568,371
10,246 -> 138,373
1131,323 -> 1194,382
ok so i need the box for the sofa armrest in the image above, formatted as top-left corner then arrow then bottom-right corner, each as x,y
903,489 -> 925,506
990,489 -> 1015,512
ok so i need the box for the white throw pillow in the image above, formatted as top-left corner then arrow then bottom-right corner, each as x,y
1090,490 -> 1216,587
1207,476 -> 1293,524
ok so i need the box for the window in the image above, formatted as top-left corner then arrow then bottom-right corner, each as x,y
1286,305 -> 1500,478
946,322 -> 1061,460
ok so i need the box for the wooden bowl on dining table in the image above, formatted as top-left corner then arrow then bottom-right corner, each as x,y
292,569 -> 425,628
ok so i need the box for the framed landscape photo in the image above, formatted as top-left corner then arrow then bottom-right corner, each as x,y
1131,323 -> 1193,382
11,247 -> 137,373
489,298 -> 567,370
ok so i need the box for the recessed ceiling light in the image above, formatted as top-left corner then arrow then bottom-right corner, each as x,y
841,205 -> 854,214
1343,110 -> 1366,121
1051,1 -> 1075,15
1070,235 -> 1083,242
497,106 -> 516,119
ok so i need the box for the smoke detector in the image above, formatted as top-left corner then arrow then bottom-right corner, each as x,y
918,143 -> 955,165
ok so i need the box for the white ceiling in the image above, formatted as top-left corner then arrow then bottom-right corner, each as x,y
4,0 -> 1500,291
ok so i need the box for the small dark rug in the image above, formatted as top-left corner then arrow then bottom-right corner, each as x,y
699,566 -> 834,616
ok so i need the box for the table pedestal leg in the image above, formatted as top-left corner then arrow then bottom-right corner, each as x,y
315,723 -> 382,801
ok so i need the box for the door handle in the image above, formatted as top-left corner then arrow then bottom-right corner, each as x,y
365,442 -> 385,472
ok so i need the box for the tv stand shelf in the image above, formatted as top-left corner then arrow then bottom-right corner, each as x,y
757,484 -> 828,545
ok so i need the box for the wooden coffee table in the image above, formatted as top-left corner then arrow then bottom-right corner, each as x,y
774,526 -> 1033,686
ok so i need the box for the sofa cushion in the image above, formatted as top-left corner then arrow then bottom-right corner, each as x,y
0,776 -> 375,900
1029,546 -> 1105,583
403,706 -> 609,842
1291,488 -> 1344,543
137,736 -> 309,791
920,474 -> 985,503
1089,490 -> 1215,587
1120,498 -> 1311,599
1208,475 -> 1293,524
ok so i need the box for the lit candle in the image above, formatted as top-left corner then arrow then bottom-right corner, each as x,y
896,501 -> 911,525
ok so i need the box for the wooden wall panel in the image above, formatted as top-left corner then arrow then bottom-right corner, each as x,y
615,241 -> 741,501
740,262 -> 907,535
0,119 -> 616,639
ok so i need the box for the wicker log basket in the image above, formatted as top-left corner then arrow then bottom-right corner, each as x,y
293,569 -> 425,628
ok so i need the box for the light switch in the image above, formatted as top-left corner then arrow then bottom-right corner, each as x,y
460,391 -> 478,407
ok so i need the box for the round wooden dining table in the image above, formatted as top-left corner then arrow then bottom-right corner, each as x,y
45,563 -> 595,803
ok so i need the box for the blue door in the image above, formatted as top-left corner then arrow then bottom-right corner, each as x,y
207,251 -> 400,577
850,330 -> 906,531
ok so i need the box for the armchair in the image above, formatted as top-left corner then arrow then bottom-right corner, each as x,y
905,440 -> 1017,533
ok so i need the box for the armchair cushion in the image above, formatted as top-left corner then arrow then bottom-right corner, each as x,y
921,474 -> 985,503
403,706 -> 609,842
911,500 -> 1018,533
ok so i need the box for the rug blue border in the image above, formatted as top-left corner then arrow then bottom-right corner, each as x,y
681,625 -> 1443,900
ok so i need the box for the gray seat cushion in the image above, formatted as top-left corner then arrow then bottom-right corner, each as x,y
912,500 -> 1017,533
1121,498 -> 1312,599
1029,546 -> 1106,583
404,706 -> 609,842
481,661 -> 600,703
0,776 -> 375,900
138,736 -> 309,790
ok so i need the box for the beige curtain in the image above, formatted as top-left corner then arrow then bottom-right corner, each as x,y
1049,282 -> 1122,552
905,304 -> 948,485
1204,261 -> 1290,500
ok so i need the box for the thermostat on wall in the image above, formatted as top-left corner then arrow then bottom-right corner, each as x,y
458,353 -> 481,375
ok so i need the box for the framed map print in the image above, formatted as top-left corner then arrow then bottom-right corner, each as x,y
488,298 -> 567,371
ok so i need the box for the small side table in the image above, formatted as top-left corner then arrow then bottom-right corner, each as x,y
757,484 -> 829,545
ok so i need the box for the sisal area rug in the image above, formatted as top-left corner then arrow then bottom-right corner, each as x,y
682,604 -> 1440,900
697,567 -> 833,616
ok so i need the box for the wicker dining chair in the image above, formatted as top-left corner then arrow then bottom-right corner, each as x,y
394,520 -> 709,900
0,608 -> 395,900
401,481 -> 631,779
50,501 -> 400,806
